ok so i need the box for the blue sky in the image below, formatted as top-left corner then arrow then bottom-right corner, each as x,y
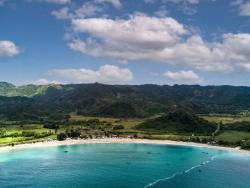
0,0 -> 250,86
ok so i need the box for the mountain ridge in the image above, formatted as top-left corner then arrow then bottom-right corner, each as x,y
1,82 -> 250,120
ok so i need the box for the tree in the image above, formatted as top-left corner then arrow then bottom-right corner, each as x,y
57,133 -> 67,141
113,125 -> 125,130
0,128 -> 6,138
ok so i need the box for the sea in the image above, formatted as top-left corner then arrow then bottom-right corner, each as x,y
0,143 -> 249,188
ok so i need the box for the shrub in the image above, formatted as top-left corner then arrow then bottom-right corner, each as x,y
113,125 -> 125,130
57,133 -> 67,141
80,134 -> 88,139
22,131 -> 36,137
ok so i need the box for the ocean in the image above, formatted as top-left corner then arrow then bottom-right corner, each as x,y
0,143 -> 249,188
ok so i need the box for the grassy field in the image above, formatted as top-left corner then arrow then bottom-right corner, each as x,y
70,115 -> 119,123
0,114 -> 250,148
70,114 -> 145,129
201,114 -> 250,124
0,122 -> 56,146
215,131 -> 250,143
0,116 -> 145,146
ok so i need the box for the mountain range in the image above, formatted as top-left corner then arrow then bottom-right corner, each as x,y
1,82 -> 250,120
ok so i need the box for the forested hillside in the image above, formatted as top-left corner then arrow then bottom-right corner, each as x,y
1,82 -> 250,120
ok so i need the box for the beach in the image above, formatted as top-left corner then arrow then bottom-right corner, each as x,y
0,138 -> 250,156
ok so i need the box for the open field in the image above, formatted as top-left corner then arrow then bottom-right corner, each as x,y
216,131 -> 250,143
70,114 -> 145,129
0,122 -> 56,146
201,114 -> 250,124
1,114 -> 250,149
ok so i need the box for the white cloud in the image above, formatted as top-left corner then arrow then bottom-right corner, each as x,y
52,2 -> 104,20
46,0 -> 70,4
70,14 -> 188,60
25,79 -> 61,85
51,0 -> 121,21
154,6 -> 168,17
164,70 -> 203,84
75,2 -> 102,18
232,0 -> 250,16
239,2 -> 250,16
238,63 -> 250,72
155,33 -> 250,72
68,14 -> 250,73
95,0 -> 122,8
52,7 -> 72,20
48,64 -> 133,84
0,40 -> 20,57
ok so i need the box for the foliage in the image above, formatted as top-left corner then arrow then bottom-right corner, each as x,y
222,122 -> 250,132
66,129 -> 81,138
136,110 -> 217,135
43,123 -> 59,130
2,83 -> 250,120
215,131 -> 250,144
113,125 -> 125,130
57,133 -> 67,141
240,140 -> 250,150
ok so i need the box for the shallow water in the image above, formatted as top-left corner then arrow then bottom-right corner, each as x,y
0,143 -> 249,188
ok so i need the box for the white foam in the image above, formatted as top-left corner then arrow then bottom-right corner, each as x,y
145,156 -> 217,188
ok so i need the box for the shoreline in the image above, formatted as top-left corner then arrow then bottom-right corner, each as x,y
0,138 -> 250,156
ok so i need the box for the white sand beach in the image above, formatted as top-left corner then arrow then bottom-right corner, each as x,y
0,138 -> 250,156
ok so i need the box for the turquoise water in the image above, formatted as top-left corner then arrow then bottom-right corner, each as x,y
0,143 -> 250,188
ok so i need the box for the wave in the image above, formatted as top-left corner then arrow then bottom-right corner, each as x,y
145,155 -> 217,188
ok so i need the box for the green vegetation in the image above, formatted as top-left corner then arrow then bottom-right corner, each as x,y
0,82 -> 56,97
0,113 -> 250,150
57,133 -> 67,141
2,83 -> 250,120
136,111 -> 217,135
201,114 -> 250,124
0,83 -> 250,150
0,123 -> 56,146
216,131 -> 250,144
113,125 -> 125,130
0,116 -> 144,146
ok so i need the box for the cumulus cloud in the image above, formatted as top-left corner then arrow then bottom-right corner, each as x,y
232,0 -> 250,16
68,14 -> 250,73
25,79 -> 61,85
239,2 -> 250,16
164,70 -> 203,84
154,6 -> 168,17
95,0 -> 122,8
164,33 -> 250,72
48,64 -> 133,84
52,7 -> 72,20
52,1 -> 105,20
70,14 -> 188,60
75,2 -> 103,18
0,40 -> 20,57
51,0 -> 122,20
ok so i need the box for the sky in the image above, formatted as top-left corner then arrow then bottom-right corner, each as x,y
0,0 -> 250,86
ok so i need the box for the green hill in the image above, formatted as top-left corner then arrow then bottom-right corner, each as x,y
136,111 -> 217,135
0,82 -> 56,97
1,83 -> 250,120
